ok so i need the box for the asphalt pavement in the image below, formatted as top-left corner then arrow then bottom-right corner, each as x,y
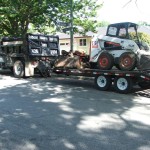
0,71 -> 150,150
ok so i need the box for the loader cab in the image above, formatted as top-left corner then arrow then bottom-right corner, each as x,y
106,22 -> 141,47
106,22 -> 138,38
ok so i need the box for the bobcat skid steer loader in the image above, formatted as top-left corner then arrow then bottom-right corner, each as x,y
90,22 -> 150,71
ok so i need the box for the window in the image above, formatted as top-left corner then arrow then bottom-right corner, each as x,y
60,43 -> 69,45
107,27 -> 117,36
128,27 -> 138,41
79,39 -> 86,46
60,43 -> 65,45
119,28 -> 127,38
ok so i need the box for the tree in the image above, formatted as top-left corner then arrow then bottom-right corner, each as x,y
129,32 -> 150,46
138,22 -> 150,26
123,0 -> 138,8
0,0 -> 102,38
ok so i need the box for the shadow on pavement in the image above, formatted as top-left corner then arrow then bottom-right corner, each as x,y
0,72 -> 150,150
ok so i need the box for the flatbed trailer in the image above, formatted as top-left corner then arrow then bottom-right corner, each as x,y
53,68 -> 150,94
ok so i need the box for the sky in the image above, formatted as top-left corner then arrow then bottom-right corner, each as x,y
97,0 -> 150,24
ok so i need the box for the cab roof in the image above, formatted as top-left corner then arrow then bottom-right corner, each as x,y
108,22 -> 138,29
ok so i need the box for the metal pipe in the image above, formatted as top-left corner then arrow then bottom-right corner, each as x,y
70,0 -> 73,52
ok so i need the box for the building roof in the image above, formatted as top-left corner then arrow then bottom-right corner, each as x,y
57,31 -> 94,39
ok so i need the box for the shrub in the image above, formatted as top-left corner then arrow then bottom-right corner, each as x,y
129,32 -> 150,46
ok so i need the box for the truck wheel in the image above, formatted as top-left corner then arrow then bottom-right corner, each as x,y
118,52 -> 136,71
47,69 -> 52,77
13,60 -> 24,78
95,75 -> 112,91
138,82 -> 150,89
114,77 -> 133,94
39,69 -> 52,78
97,52 -> 114,70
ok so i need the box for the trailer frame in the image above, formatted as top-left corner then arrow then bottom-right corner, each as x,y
53,68 -> 150,94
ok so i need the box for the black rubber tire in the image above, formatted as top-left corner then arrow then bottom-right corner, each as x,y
9,67 -> 13,73
115,64 -> 121,70
118,52 -> 136,71
114,77 -> 133,94
13,60 -> 24,78
90,62 -> 97,69
95,75 -> 112,91
47,69 -> 52,77
97,52 -> 114,70
138,82 -> 150,89
39,69 -> 52,78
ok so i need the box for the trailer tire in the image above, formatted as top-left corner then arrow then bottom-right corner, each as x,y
114,77 -> 133,94
95,75 -> 112,91
118,52 -> 136,71
138,82 -> 150,89
13,60 -> 24,78
97,52 -> 114,70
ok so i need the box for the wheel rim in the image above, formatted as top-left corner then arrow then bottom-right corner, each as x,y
97,76 -> 107,87
14,62 -> 23,75
120,55 -> 133,68
117,78 -> 128,90
99,56 -> 109,68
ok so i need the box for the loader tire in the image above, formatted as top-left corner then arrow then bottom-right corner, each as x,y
97,52 -> 114,70
118,52 -> 136,71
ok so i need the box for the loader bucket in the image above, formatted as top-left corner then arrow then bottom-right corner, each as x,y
138,55 -> 150,70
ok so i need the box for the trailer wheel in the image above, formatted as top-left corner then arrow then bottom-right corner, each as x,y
95,75 -> 112,91
114,77 -> 133,94
97,52 -> 114,70
138,82 -> 150,89
13,60 -> 24,78
118,52 -> 136,71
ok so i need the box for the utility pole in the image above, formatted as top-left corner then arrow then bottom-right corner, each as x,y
70,0 -> 73,52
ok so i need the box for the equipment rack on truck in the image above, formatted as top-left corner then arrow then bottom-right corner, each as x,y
53,68 -> 150,94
